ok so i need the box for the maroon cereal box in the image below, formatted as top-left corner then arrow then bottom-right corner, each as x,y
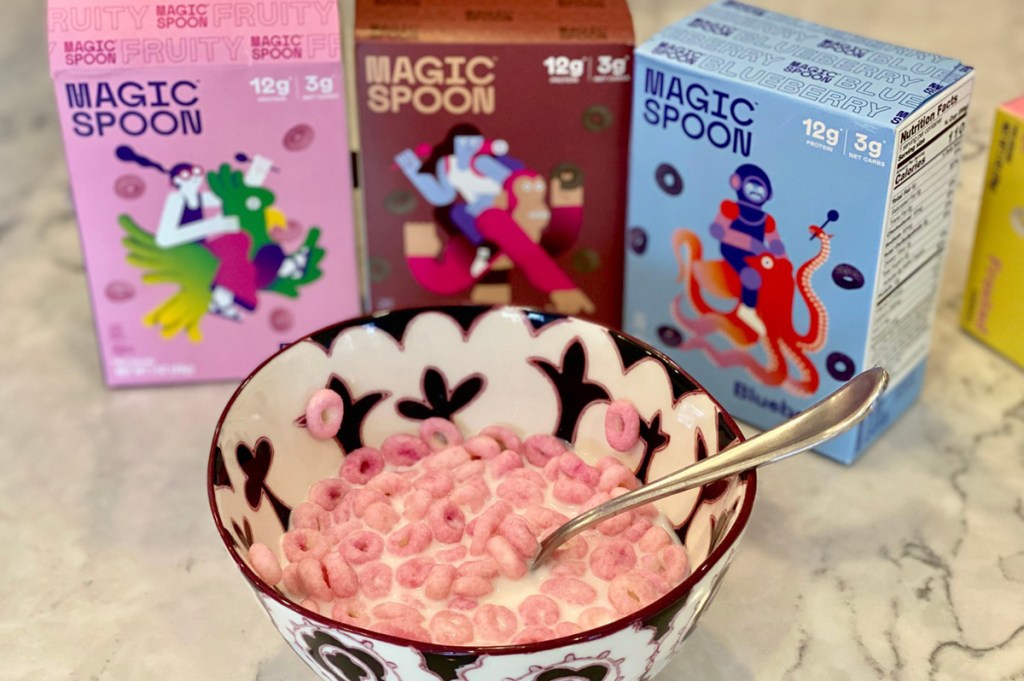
354,0 -> 634,327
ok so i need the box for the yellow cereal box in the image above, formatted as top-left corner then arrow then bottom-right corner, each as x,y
962,97 -> 1024,369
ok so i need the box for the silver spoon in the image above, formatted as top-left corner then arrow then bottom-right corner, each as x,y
531,367 -> 890,569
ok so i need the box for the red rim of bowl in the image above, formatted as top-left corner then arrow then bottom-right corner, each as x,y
207,305 -> 758,656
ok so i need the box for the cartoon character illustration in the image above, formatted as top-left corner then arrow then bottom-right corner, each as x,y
395,126 -> 516,277
709,163 -> 785,336
116,145 -> 325,341
394,125 -> 594,315
670,165 -> 839,395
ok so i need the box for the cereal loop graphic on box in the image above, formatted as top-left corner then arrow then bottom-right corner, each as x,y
283,124 -> 315,151
114,173 -> 146,199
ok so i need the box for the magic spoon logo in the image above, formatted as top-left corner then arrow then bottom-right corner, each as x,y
65,79 -> 202,137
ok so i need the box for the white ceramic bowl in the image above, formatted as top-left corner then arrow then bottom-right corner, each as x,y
208,305 -> 756,681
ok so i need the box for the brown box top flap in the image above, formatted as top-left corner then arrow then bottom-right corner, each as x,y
355,0 -> 634,45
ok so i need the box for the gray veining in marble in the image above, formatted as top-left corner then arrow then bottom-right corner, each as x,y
2,0 -> 1023,679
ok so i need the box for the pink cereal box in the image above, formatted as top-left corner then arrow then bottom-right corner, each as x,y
47,0 -> 359,387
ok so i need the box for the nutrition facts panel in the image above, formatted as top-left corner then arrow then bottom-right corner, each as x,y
867,76 -> 973,385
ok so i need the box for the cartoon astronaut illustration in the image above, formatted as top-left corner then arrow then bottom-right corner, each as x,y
708,163 -> 786,336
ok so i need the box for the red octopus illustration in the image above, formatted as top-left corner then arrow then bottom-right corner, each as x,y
671,221 -> 833,396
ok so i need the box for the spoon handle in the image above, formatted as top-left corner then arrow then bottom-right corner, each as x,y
532,367 -> 889,568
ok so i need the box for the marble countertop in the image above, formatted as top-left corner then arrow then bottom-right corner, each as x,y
3,0 -> 1023,679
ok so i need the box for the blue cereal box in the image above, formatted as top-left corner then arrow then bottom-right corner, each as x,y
623,1 -> 974,463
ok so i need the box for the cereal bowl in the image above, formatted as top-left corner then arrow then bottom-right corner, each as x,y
207,305 -> 756,681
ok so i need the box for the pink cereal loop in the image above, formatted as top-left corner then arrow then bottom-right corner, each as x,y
470,500 -> 513,556
499,515 -> 539,558
518,594 -> 560,627
376,620 -> 432,643
496,478 -> 544,508
551,535 -> 589,561
452,575 -> 495,598
357,562 -> 394,599
597,510 -> 634,537
339,447 -> 385,485
522,434 -> 568,467
298,556 -> 333,601
331,598 -> 370,626
430,610 -> 474,646
605,400 -> 641,452
506,468 -> 547,488
608,571 -> 668,615
436,545 -> 468,563
457,558 -> 500,579
396,556 -> 436,589
339,530 -> 385,565
428,499 -> 467,544
557,452 -> 600,486
422,446 -> 471,471
305,388 -> 343,440
540,577 -> 597,606
638,526 -> 673,553
282,563 -> 307,600
659,544 -> 691,582
447,596 -> 479,611
367,471 -> 412,498
489,449 -> 524,477
463,435 -> 501,460
282,528 -> 327,563
598,464 -> 641,493
381,433 -> 431,467
511,625 -> 556,645
323,552 -> 359,598
387,522 -> 433,557
589,537 -> 638,581
473,605 -> 518,643
485,535 -> 527,579
579,607 -> 617,630
349,488 -> 389,518
552,561 -> 587,577
309,478 -> 350,511
419,418 -> 464,451
402,489 -> 434,520
523,506 -> 569,530
424,564 -> 457,600
552,478 -> 593,505
480,425 -> 522,454
372,602 -> 424,623
248,543 -> 282,586
555,621 -> 583,637
290,501 -> 325,530
451,479 -> 490,513
363,502 -> 400,534
413,470 -> 455,498
623,517 -> 654,543
452,460 -> 487,483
